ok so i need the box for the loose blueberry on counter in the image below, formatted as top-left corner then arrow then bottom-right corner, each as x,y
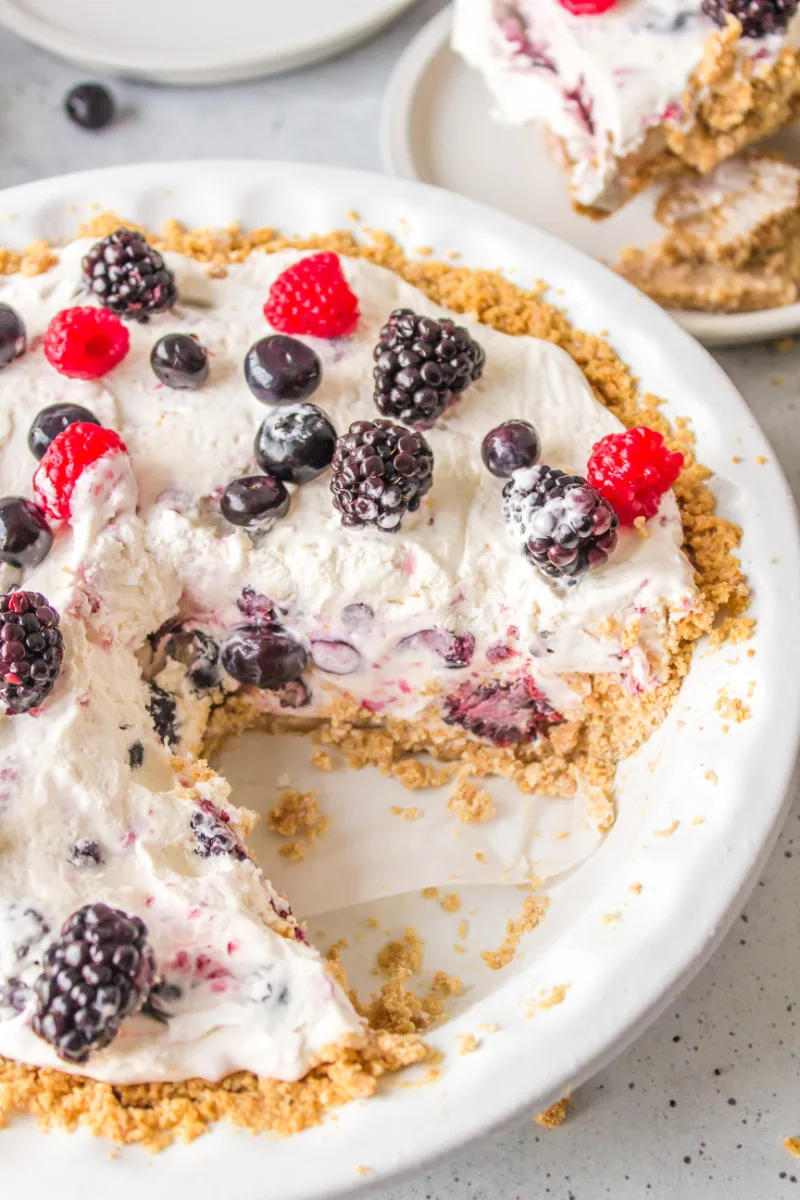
0,498 -> 53,569
221,475 -> 290,532
150,333 -> 209,390
64,82 -> 115,130
310,639 -> 362,675
221,624 -> 308,690
481,419 -> 541,478
254,402 -> 337,485
244,335 -> 321,406
0,304 -> 26,369
27,402 -> 101,461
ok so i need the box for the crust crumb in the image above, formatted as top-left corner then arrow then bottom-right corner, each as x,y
534,1097 -> 571,1129
268,788 -> 329,861
656,819 -> 680,838
715,689 -> 752,723
310,749 -> 333,773
629,881 -> 643,894
390,805 -> 423,821
785,1137 -> 800,1157
481,895 -> 550,971
448,777 -> 495,824
440,893 -> 462,914
459,1033 -> 479,1055
705,769 -> 718,784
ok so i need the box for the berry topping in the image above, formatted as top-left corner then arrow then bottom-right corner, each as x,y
264,252 -> 359,339
0,498 -> 53,568
330,419 -> 434,533
701,0 -> 798,36
160,629 -> 221,691
28,403 -> 101,461
373,309 -> 485,427
150,333 -> 209,390
31,903 -> 157,1064
147,683 -> 178,748
0,304 -> 26,369
482,419 -> 541,478
244,335 -> 322,406
221,475 -> 290,533
558,0 -> 616,13
33,422 -> 127,521
503,465 -> 618,581
0,591 -> 64,715
586,426 -> 684,526
43,307 -> 129,380
191,803 -> 246,860
71,839 -> 104,869
398,628 -> 475,668
341,602 -> 374,630
254,403 -> 337,485
82,228 -> 178,322
310,638 -> 362,675
443,678 -> 562,747
221,624 -> 308,691
64,82 -> 115,129
0,978 -> 28,1017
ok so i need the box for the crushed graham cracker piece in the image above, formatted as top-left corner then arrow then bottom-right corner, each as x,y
715,689 -> 752,723
534,1097 -> 571,1128
629,881 -> 643,894
421,886 -> 439,900
448,777 -> 495,824
389,805 -> 423,821
440,893 -> 462,914
481,895 -> 550,971
785,1137 -> 800,1158
268,788 -> 329,862
459,1033 -> 479,1055
537,984 -> 569,1009
705,769 -> 718,784
458,918 -> 468,940
310,749 -> 333,772
601,912 -> 621,927
278,839 -> 306,863
656,819 -> 680,838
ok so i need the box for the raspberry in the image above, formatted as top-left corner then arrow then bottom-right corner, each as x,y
559,0 -> 616,12
43,306 -> 129,380
586,426 -> 684,526
33,422 -> 127,521
701,0 -> 798,37
32,903 -> 157,1064
264,253 -> 359,339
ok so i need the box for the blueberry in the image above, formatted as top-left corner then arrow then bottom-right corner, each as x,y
341,602 -> 373,630
147,683 -> 178,747
163,628 -> 220,690
221,624 -> 307,690
254,403 -> 336,485
64,83 -> 115,130
28,403 -> 101,461
221,475 -> 290,531
481,420 -> 541,478
244,335 -> 321,406
150,334 -> 209,390
0,305 -> 26,370
310,639 -> 361,675
71,839 -> 103,868
0,498 -> 52,568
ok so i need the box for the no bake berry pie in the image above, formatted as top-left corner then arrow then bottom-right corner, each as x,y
452,0 -> 800,215
0,216 -> 746,1145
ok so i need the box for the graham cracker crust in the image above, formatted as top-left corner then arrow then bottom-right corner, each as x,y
0,213 -> 750,1149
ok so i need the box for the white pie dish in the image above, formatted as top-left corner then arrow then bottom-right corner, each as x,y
381,5 -> 800,348
0,0 -> 420,84
0,159 -> 798,1198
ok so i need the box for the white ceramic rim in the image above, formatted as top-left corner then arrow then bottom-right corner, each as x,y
1,160 -> 799,1198
0,0 -> 420,84
380,5 -> 800,348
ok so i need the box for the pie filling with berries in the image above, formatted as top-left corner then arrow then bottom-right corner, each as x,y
452,0 -> 800,215
0,219 -> 747,1144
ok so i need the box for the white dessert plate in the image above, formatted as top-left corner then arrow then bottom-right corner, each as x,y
0,0 -> 420,84
1,160 -> 799,1199
381,5 -> 800,347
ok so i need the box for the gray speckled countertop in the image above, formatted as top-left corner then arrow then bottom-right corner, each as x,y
1,3 -> 799,1196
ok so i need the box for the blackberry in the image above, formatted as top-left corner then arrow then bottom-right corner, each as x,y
128,740 -> 144,769
443,678 -> 562,747
373,308 -> 485,427
31,903 -> 157,1064
0,977 -> 28,1018
147,683 -> 178,747
701,0 -> 798,35
0,591 -> 64,715
82,228 -> 178,322
71,839 -> 104,868
330,419 -> 434,533
502,465 -> 618,581
190,803 -> 246,860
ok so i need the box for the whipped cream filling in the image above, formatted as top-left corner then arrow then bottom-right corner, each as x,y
452,0 -> 800,209
0,241 -> 694,1084
658,155 -> 800,246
